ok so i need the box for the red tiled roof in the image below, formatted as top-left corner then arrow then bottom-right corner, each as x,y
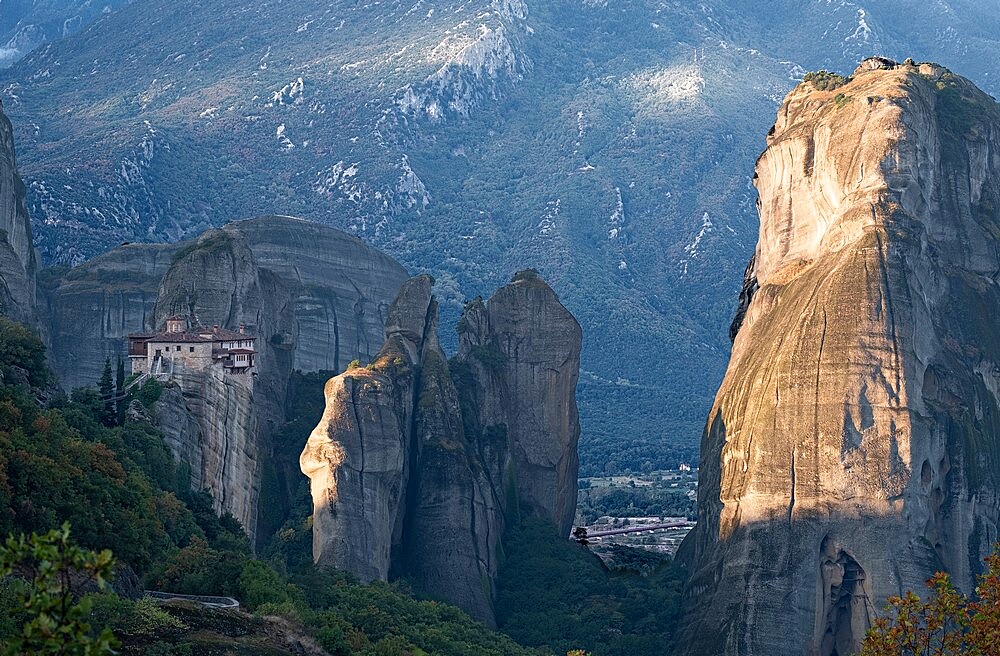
127,325 -> 257,344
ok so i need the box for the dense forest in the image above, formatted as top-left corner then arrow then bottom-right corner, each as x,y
0,316 -> 683,655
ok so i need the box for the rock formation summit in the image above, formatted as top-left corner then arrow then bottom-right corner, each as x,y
679,61 -> 1000,656
301,269 -> 581,626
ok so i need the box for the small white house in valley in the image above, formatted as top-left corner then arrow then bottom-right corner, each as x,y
128,315 -> 257,377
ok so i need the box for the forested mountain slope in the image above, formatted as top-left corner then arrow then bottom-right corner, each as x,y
2,0 -> 998,471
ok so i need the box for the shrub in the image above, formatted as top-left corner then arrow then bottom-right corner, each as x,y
861,544 -> 1000,655
238,560 -> 290,611
803,70 -> 850,91
132,379 -> 163,408
0,316 -> 48,388
88,595 -> 187,640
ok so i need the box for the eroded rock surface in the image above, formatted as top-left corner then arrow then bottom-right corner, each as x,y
679,62 -> 1000,656
231,216 -> 407,373
300,275 -> 431,581
474,271 -> 582,535
43,216 -> 406,392
0,103 -> 37,326
302,271 -> 581,625
43,242 -> 179,391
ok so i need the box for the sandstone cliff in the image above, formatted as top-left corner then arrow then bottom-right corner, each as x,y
301,270 -> 581,626
151,227 -> 296,539
679,60 -> 1000,656
458,270 -> 582,535
41,242 -> 180,391
0,102 -> 37,326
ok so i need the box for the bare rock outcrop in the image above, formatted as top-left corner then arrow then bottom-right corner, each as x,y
679,63 -> 1000,656
302,271 -> 581,626
465,270 -> 582,535
43,242 -> 180,391
42,216 -> 407,395
0,103 -> 37,326
150,227 -> 296,539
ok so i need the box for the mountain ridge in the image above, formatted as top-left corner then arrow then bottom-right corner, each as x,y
4,0 -> 1000,472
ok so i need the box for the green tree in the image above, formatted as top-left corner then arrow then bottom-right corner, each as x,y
114,359 -> 125,424
115,358 -> 125,394
0,523 -> 118,655
861,546 -> 1000,655
0,316 -> 48,388
238,559 -> 290,610
98,358 -> 115,427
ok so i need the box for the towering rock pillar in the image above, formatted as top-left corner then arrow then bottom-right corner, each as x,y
457,269 -> 582,535
679,61 -> 1000,656
299,275 -> 432,581
302,270 -> 582,626
152,226 -> 296,541
0,102 -> 37,326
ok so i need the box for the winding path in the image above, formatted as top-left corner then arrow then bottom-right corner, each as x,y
144,590 -> 240,609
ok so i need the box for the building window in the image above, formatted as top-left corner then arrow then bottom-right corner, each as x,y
175,345 -> 181,351
189,347 -> 195,353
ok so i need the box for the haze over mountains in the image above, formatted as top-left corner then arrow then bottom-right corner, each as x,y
2,0 -> 999,472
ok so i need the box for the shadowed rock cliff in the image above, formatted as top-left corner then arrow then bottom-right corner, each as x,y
230,216 -> 406,373
0,102 -> 37,326
41,242 -> 180,390
301,270 -> 581,626
40,216 -> 407,540
43,216 -> 406,393
679,60 -> 1000,656
151,226 -> 296,539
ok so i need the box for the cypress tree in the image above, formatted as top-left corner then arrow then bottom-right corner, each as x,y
115,357 -> 126,423
99,357 -> 116,426
116,357 -> 125,392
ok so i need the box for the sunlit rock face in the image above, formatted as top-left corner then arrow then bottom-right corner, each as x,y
300,275 -> 430,581
679,61 -> 1000,656
301,271 -> 581,626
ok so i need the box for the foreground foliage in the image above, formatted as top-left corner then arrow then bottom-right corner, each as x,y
861,547 -> 1000,656
0,524 -> 117,655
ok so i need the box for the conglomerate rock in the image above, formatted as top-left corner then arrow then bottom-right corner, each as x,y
679,61 -> 1000,656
